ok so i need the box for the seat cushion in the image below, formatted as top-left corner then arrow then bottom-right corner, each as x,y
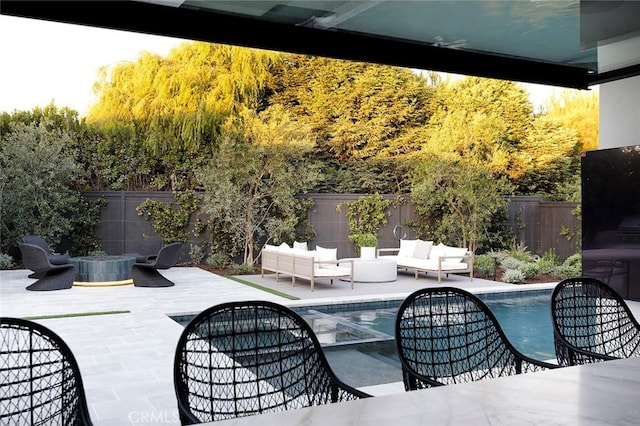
313,266 -> 351,278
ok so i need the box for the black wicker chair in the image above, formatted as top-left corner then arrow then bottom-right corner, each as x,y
22,235 -> 71,278
130,235 -> 163,263
18,243 -> 76,291
131,242 -> 183,287
395,287 -> 558,390
0,317 -> 94,425
173,300 -> 371,424
551,277 -> 640,366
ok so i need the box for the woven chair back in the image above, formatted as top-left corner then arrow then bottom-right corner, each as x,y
0,317 -> 93,425
395,287 -> 555,390
173,300 -> 369,424
551,277 -> 640,365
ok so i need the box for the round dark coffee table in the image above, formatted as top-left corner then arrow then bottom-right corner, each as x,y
68,255 -> 136,286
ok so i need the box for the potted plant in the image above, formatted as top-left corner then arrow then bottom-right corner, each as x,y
352,233 -> 378,260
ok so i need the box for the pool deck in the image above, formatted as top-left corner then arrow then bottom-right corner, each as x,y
1,267 -> 638,425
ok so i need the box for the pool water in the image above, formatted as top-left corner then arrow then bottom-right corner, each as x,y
292,289 -> 554,358
289,289 -> 555,388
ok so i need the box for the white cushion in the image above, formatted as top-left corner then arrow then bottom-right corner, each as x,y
397,239 -> 417,258
293,241 -> 308,251
313,266 -> 351,278
445,246 -> 468,264
396,256 -> 469,271
316,246 -> 337,262
263,244 -> 279,251
278,242 -> 291,251
413,239 -> 433,259
429,243 -> 447,261
441,261 -> 469,270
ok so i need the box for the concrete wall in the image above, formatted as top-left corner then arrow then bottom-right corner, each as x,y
600,75 -> 640,150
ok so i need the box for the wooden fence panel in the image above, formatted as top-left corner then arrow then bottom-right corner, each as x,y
83,192 -> 580,263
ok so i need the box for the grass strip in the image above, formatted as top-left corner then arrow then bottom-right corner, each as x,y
227,276 -> 299,300
25,310 -> 131,320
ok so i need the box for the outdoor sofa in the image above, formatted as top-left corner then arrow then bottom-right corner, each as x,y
378,239 -> 474,282
261,243 -> 354,291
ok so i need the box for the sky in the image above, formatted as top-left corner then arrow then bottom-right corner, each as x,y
0,15 -> 187,116
1,14 -> 566,118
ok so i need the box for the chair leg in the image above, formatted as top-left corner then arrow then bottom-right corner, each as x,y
132,266 -> 175,287
26,268 -> 75,291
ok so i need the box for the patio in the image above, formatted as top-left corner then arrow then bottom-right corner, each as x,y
0,267 -> 636,425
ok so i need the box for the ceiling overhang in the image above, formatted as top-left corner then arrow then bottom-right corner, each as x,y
2,1 -> 640,90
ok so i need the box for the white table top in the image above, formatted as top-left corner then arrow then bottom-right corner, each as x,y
208,356 -> 640,425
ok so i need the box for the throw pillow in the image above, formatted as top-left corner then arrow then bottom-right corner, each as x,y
316,245 -> 337,263
293,241 -> 308,251
278,242 -> 291,251
429,243 -> 447,261
445,246 -> 468,264
413,239 -> 433,259
397,239 -> 417,258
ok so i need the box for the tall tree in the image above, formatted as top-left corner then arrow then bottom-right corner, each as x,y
542,89 -> 599,152
87,42 -> 280,190
0,121 -> 86,255
516,115 -> 582,198
269,56 -> 435,170
423,77 -> 534,181
197,106 -> 322,265
409,156 -> 514,253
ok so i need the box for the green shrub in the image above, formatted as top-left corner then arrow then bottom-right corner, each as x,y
489,250 -> 508,264
554,263 -> 581,279
554,252 -> 582,279
188,243 -> 207,265
506,240 -> 533,262
536,257 -> 558,274
474,254 -> 497,277
519,262 -> 539,280
0,253 -> 14,270
0,120 -> 91,256
500,256 -> 524,270
206,252 -> 229,269
563,252 -> 582,267
539,249 -> 559,265
136,191 -> 202,244
351,233 -> 378,247
230,263 -> 255,275
502,268 -> 525,284
87,249 -> 107,257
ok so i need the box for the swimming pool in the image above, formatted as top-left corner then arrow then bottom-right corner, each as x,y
284,289 -> 555,387
170,288 -> 555,389
291,290 -> 554,355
